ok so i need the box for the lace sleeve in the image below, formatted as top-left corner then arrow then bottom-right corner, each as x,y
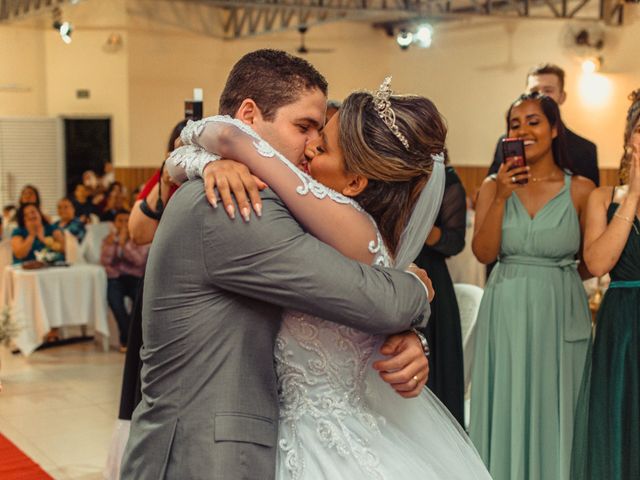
429,180 -> 466,257
167,115 -> 383,265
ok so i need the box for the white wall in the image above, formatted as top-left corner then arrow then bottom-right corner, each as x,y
0,26 -> 47,116
1,1 -> 639,171
126,5 -> 640,169
0,0 -> 130,167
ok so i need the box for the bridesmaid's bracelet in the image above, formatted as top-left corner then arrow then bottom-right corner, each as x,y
614,212 -> 633,224
614,212 -> 639,234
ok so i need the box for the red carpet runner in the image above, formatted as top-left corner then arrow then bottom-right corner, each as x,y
0,433 -> 53,479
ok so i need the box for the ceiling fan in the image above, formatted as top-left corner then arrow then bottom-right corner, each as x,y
295,25 -> 334,55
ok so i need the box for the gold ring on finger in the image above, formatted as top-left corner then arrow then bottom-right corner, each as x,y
511,176 -> 517,184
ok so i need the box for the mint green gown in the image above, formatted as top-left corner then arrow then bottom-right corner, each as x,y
470,175 -> 592,480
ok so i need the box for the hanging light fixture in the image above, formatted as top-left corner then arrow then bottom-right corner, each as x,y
52,8 -> 73,44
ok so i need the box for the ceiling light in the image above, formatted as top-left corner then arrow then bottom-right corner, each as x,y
52,8 -> 72,44
415,24 -> 433,48
396,30 -> 413,50
581,57 -> 602,74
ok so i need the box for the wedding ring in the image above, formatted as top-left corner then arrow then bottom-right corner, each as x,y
511,176 -> 517,184
413,375 -> 419,382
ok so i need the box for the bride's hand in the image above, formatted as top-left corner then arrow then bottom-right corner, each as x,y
407,264 -> 434,302
372,332 -> 429,399
203,160 -> 268,221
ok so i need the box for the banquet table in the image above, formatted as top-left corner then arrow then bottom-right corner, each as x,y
1,264 -> 109,355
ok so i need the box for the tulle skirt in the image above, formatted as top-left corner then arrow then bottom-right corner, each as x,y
276,350 -> 491,480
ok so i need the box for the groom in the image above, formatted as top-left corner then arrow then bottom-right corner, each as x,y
121,50 -> 432,480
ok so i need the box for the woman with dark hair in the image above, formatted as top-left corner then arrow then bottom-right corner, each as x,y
99,182 -> 130,222
11,202 -> 64,264
19,184 -> 41,208
571,89 -> 640,480
413,152 -> 467,427
469,92 -> 595,480
53,197 -> 86,242
168,79 -> 491,478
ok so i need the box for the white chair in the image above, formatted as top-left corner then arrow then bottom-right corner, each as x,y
63,230 -> 83,265
80,222 -> 112,265
453,283 -> 484,429
0,239 -> 12,273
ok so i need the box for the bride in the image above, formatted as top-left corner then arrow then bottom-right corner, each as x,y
169,78 -> 491,479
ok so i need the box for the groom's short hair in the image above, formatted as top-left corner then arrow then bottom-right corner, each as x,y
219,49 -> 328,121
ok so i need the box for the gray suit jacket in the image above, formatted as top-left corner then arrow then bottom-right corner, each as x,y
121,180 -> 428,480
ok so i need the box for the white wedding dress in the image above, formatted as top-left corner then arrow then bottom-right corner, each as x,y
168,115 -> 492,479
275,283 -> 490,479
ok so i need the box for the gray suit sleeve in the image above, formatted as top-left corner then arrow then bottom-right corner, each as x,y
201,189 -> 428,335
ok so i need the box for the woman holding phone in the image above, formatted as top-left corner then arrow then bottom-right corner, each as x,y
469,92 -> 594,480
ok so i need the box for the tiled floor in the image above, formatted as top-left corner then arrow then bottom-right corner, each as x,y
0,343 -> 124,479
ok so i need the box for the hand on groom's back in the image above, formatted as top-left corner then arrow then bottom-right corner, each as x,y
407,264 -> 435,302
373,332 -> 430,398
203,160 -> 267,221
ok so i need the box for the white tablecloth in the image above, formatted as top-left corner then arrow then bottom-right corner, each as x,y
1,264 -> 109,355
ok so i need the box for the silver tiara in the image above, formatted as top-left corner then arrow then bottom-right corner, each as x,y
372,76 -> 410,151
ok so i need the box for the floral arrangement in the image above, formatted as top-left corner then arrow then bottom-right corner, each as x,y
34,236 -> 63,264
34,248 -> 60,264
0,305 -> 21,347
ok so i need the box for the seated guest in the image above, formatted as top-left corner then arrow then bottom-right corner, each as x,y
100,209 -> 149,352
99,182 -> 130,221
53,197 -> 86,243
19,184 -> 41,208
101,162 -> 116,190
82,170 -> 101,197
1,205 -> 16,241
71,183 -> 98,223
11,203 -> 65,264
18,184 -> 53,224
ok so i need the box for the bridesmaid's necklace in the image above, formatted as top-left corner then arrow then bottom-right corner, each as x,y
531,172 -> 562,183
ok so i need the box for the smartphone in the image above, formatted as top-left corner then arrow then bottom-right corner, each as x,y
501,138 -> 528,185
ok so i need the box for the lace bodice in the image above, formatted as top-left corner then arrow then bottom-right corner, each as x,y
167,115 -> 385,265
274,248 -> 391,479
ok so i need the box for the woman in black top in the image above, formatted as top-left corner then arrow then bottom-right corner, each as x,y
414,161 -> 467,427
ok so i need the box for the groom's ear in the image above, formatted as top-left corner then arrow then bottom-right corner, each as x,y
342,174 -> 368,197
236,99 -> 264,126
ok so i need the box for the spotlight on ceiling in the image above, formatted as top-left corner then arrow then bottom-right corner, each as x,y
415,24 -> 433,48
581,56 -> 602,74
396,30 -> 413,50
52,8 -> 72,44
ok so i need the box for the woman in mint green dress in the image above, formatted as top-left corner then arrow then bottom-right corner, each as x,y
571,89 -> 640,480
470,93 -> 595,480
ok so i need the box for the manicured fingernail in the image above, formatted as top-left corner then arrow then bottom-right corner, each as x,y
241,207 -> 250,222
254,203 -> 262,217
211,197 -> 217,208
226,205 -> 235,219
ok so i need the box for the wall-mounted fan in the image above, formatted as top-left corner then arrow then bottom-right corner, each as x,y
561,23 -> 605,59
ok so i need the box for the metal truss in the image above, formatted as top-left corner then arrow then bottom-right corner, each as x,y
0,0 -> 77,23
126,0 -> 626,40
1,0 -> 625,28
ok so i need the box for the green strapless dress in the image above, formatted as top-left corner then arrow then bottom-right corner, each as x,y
470,175 -> 592,480
571,201 -> 640,480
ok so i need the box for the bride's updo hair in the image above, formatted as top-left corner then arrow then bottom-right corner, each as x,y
339,92 -> 447,255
